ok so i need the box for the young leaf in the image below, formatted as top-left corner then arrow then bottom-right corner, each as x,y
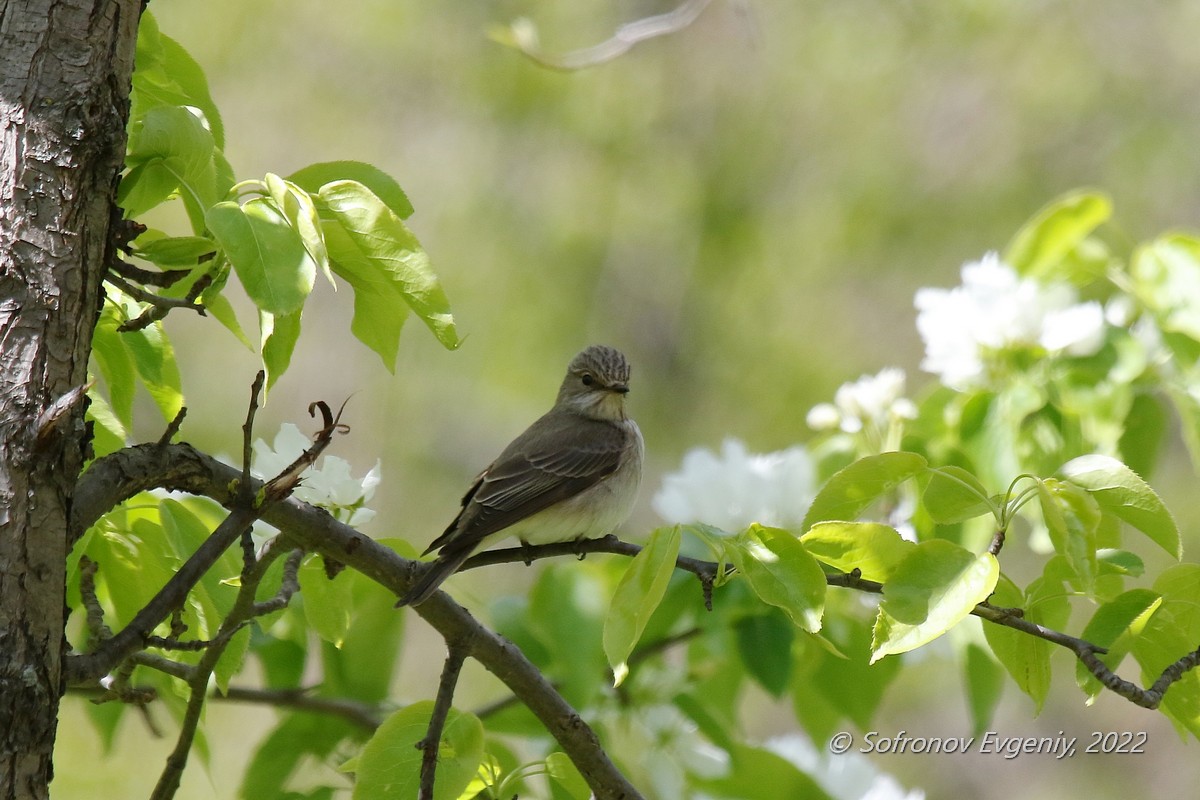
729,525 -> 826,633
1060,454 -> 1181,560
923,465 -> 994,524
260,309 -> 303,391
289,160 -> 414,219
1132,565 -> 1200,737
132,234 -> 217,267
352,702 -> 483,800
872,540 -> 998,661
207,198 -> 317,317
801,451 -> 927,532
121,105 -> 219,218
603,526 -> 681,686
965,642 -> 1006,737
545,752 -> 590,800
1037,479 -> 1099,592
734,610 -> 795,697
1004,190 -> 1112,279
319,180 -> 459,354
528,564 -> 607,706
800,521 -> 915,583
265,172 -> 333,287
981,574 -> 1053,712
300,555 -> 353,648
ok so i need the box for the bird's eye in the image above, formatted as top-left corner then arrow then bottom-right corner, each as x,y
581,373 -> 595,387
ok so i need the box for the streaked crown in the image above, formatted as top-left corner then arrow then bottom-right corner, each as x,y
557,345 -> 634,417
569,345 -> 630,387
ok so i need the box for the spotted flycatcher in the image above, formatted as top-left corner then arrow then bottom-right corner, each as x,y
396,345 -> 644,606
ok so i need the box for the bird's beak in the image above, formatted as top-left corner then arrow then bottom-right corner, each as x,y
610,383 -> 630,395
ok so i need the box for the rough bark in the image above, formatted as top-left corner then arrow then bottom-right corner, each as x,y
0,2 -> 140,797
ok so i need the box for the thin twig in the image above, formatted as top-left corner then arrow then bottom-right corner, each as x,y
157,407 -> 187,447
501,0 -> 712,71
108,257 -> 191,288
150,536 -> 295,800
106,271 -> 205,319
461,534 -> 724,609
419,643 -> 470,800
66,377 -> 345,686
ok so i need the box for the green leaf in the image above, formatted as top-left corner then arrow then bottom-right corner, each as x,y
981,573 -> 1054,712
1075,589 -> 1161,700
735,609 -> 795,697
90,313 -> 137,428
260,309 -> 303,391
965,642 -> 1006,737
697,744 -> 834,800
300,556 -> 352,647
242,713 -> 353,800
730,525 -> 826,633
1004,190 -> 1112,279
800,521 -> 915,583
545,753 -> 590,800
207,198 -> 316,316
802,452 -> 927,532
1132,565 -> 1200,737
133,12 -> 225,149
603,526 -> 681,685
1119,393 -> 1168,479
872,540 -> 998,662
133,234 -> 217,267
84,391 -> 127,457
1037,479 -> 1099,592
319,180 -> 459,357
1060,454 -> 1181,560
1131,234 -> 1200,341
289,161 -> 414,219
322,563 -> 407,703
528,564 -> 607,705
353,702 -> 483,800
121,105 -> 218,218
923,466 -> 994,524
265,172 -> 333,287
120,316 -> 184,423
214,626 -> 251,695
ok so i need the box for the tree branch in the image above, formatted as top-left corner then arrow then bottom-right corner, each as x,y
70,442 -> 644,800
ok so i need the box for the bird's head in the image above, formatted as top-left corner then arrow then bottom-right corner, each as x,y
557,344 -> 633,421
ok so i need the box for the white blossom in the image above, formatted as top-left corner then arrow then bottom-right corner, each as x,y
915,252 -> 1105,390
598,703 -> 729,799
251,423 -> 380,526
809,368 -> 917,435
653,438 -> 815,531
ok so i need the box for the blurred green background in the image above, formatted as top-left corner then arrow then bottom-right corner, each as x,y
60,1 -> 1200,797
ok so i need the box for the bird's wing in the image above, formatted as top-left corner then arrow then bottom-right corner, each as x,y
429,414 -> 628,553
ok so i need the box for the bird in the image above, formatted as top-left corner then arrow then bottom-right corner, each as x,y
396,345 -> 644,606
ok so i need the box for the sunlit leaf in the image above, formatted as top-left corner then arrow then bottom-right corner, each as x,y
352,702 -> 483,800
603,526 -> 681,685
802,452 -> 927,532
800,521 -> 915,583
730,525 -> 826,633
1060,454 -> 1181,560
872,540 -> 998,661
207,198 -> 316,317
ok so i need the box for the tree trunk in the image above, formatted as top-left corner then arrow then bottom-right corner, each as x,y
0,2 -> 140,797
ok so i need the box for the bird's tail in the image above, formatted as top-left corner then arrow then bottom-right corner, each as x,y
394,546 -> 474,607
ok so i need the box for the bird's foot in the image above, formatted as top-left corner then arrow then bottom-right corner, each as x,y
520,540 -> 535,567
